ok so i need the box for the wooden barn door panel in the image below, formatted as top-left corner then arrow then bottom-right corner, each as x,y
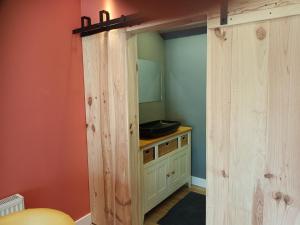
82,32 -> 106,225
82,29 -> 140,225
207,15 -> 300,225
265,16 -> 300,225
206,25 -> 233,225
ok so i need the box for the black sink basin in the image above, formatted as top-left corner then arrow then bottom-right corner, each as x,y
139,120 -> 181,139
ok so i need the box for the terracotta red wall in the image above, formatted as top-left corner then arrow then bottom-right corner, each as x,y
81,0 -> 135,21
0,0 -> 90,220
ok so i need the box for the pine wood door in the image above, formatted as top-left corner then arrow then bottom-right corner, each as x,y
207,15 -> 300,225
82,29 -> 141,225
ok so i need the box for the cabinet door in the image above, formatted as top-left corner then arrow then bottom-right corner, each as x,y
144,165 -> 157,212
169,150 -> 189,191
168,152 -> 181,189
144,157 -> 169,212
156,158 -> 169,202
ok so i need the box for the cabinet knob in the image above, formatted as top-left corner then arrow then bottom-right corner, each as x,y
166,173 -> 170,177
172,171 -> 175,175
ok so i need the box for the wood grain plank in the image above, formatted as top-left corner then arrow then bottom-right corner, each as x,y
208,0 -> 300,19
127,13 -> 206,34
127,33 -> 143,225
99,31 -> 115,225
207,0 -> 300,28
228,21 -> 269,225
82,34 -> 106,225
107,29 -> 132,225
263,15 -> 300,225
206,26 -> 233,225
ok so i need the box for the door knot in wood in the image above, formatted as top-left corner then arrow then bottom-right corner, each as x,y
283,194 -> 293,206
264,173 -> 274,179
256,27 -> 267,40
91,124 -> 96,133
115,196 -> 132,206
272,192 -> 282,202
88,97 -> 93,106
221,170 -> 229,178
129,123 -> 134,135
214,28 -> 227,41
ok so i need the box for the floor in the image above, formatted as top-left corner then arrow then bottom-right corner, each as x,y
144,185 -> 206,225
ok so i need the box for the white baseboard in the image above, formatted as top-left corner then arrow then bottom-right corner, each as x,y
192,176 -> 207,188
76,213 -> 91,225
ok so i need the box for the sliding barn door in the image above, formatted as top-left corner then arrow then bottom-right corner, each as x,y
82,29 -> 141,225
207,15 -> 300,225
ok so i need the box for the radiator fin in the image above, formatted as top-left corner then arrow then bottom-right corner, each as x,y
0,194 -> 24,216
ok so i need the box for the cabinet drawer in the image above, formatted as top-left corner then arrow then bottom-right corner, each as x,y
158,139 -> 178,157
181,134 -> 188,147
143,147 -> 155,164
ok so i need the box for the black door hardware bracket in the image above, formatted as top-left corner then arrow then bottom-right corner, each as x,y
99,10 -> 110,23
220,0 -> 228,25
72,10 -> 145,37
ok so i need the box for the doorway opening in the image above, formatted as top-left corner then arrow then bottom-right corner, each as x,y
135,23 -> 208,225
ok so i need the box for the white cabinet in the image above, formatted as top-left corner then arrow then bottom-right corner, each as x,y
142,131 -> 191,214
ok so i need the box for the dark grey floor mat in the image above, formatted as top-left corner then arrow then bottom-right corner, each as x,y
158,192 -> 205,225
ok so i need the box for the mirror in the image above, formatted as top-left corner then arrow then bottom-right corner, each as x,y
138,59 -> 162,103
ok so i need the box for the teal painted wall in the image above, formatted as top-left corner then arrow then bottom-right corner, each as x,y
165,34 -> 207,179
137,32 -> 166,123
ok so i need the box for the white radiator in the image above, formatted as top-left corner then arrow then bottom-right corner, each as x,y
0,194 -> 24,216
